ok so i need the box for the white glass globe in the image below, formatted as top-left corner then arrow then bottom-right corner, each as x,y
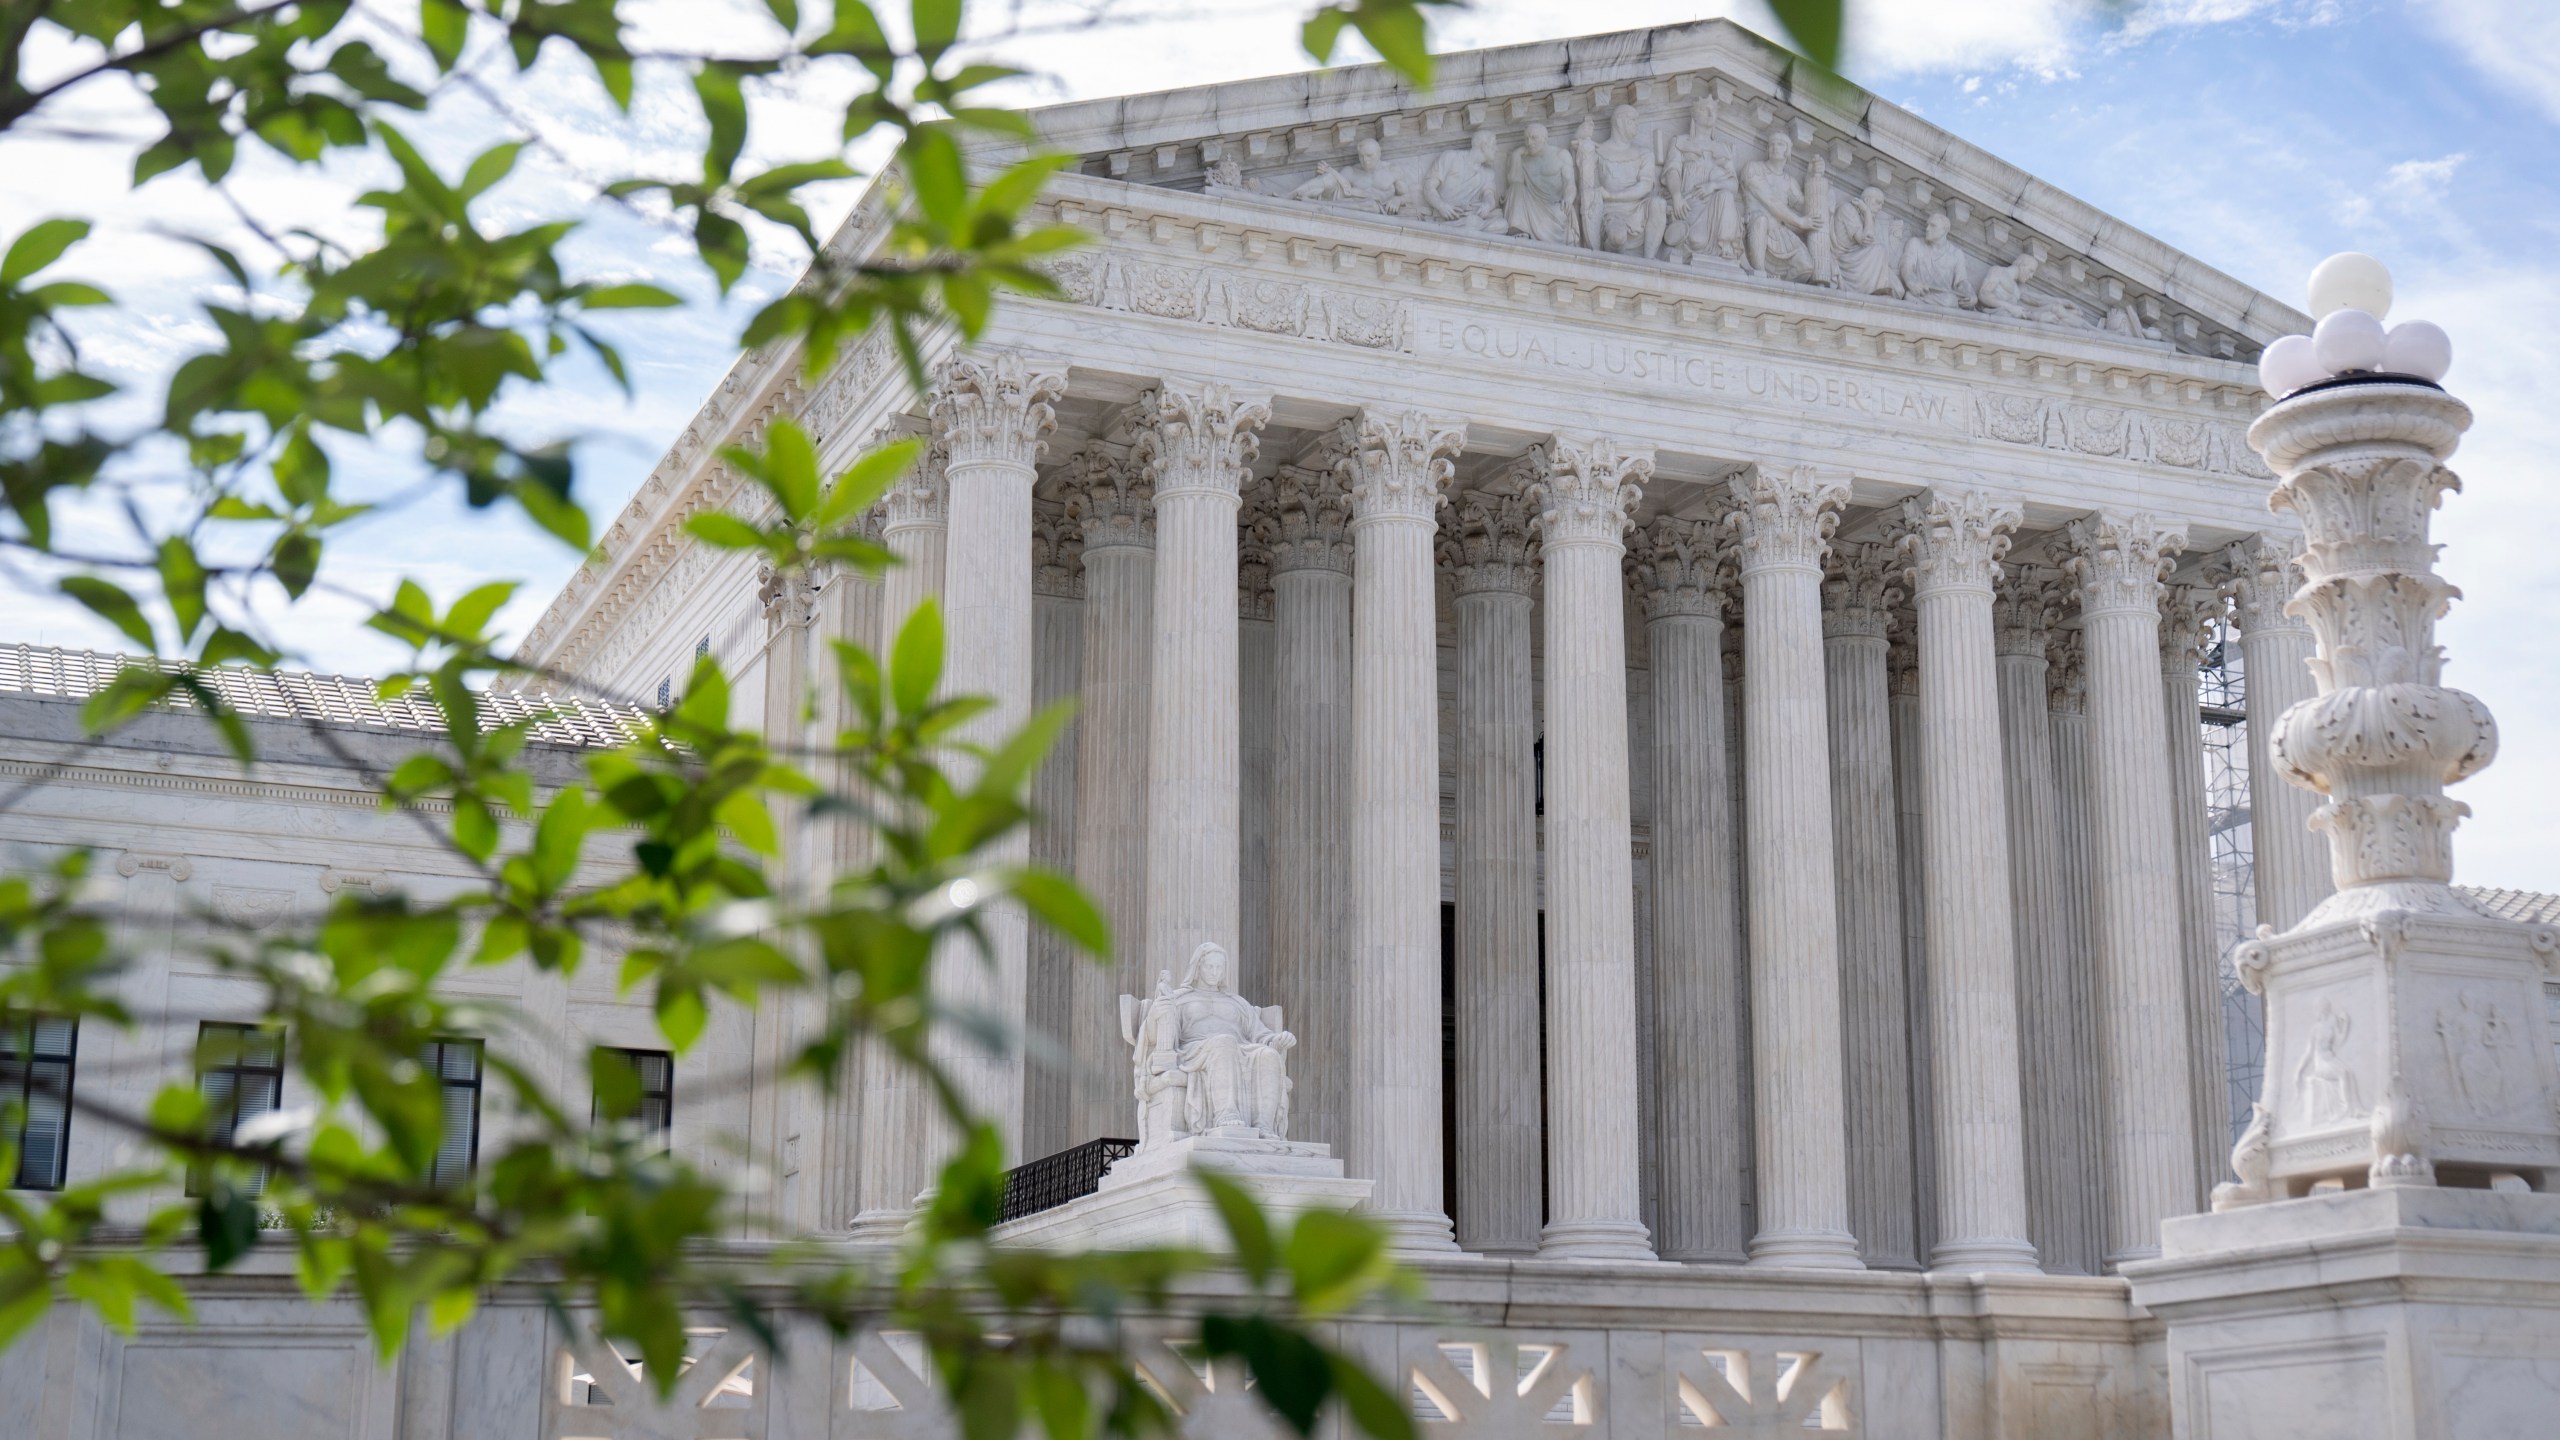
2382,320 -> 2453,382
2258,333 -> 2326,397
2307,251 -> 2394,321
2312,307 -> 2388,374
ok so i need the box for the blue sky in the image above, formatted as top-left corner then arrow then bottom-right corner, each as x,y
7,0 -> 2559,886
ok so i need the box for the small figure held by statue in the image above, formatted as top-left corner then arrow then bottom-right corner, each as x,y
1120,941 -> 1296,1150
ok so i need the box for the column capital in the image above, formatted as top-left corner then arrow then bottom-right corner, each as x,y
2215,533 -> 2310,638
1239,484 -> 1277,620
1347,408 -> 1466,526
2059,512 -> 2186,618
1032,504 -> 1082,600
877,424 -> 949,533
1991,564 -> 2065,659
1134,380 -> 1272,500
1058,446 -> 1154,551
757,560 -> 829,633
930,351 -> 1067,470
1443,487 -> 1541,597
1887,620 -> 1921,697
1532,435 -> 1651,549
2159,584 -> 2223,673
1727,465 -> 1848,575
1821,540 -> 1900,640
1628,513 -> 1728,619
1895,488 -> 2022,598
2044,626 -> 2086,714
1272,424 -> 1356,575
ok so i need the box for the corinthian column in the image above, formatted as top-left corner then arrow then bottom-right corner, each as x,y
931,352 -> 1066,1153
1239,486 -> 1278,1003
1896,491 -> 2037,1273
1888,627 -> 1937,1263
1346,408 -> 1466,1253
2059,513 -> 2198,1265
1022,501 -> 1083,1160
1994,566 -> 2092,1274
1268,435 -> 1356,1156
852,441 -> 949,1238
1728,465 -> 1861,1270
1444,483 -> 1543,1257
1133,381 -> 1270,988
2162,586 -> 2229,1200
1060,448 -> 1153,1144
2216,536 -> 2328,932
1822,541 -> 1917,1269
1529,436 -> 1656,1262
2044,629 -> 2107,1274
1633,516 -> 1747,1263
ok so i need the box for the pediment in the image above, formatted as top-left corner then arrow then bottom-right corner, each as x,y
1025,19 -> 2301,363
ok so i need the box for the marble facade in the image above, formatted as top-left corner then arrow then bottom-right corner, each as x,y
7,17 -> 2559,1439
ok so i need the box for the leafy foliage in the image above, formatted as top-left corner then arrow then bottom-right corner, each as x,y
0,0 -> 1464,1434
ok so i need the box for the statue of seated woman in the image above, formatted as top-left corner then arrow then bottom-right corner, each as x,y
1120,942 -> 1296,1149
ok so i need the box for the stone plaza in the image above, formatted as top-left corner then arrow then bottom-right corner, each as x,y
2,18 -> 2556,1439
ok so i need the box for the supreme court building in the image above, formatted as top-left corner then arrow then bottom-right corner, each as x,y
7,17 -> 2559,1439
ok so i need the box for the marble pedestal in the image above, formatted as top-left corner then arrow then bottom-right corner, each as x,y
994,1134 -> 1373,1250
2125,1188 -> 2560,1440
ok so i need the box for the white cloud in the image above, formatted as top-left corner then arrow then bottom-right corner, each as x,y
2379,152 -> 2466,210
2414,0 -> 2560,126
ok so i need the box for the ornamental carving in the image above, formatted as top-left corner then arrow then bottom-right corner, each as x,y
877,423 -> 950,532
1345,408 -> 1465,524
930,353 -> 1067,470
1133,382 -> 1271,499
1991,564 -> 2064,660
1820,541 -> 1899,639
1044,252 -> 1415,354
1442,488 -> 1541,598
1894,488 -> 2019,597
757,561 -> 828,633
1031,502 -> 1082,600
2045,626 -> 2088,714
2159,585 -> 2223,671
1725,465 -> 1845,575
1627,514 -> 1727,620
1058,447 -> 1154,552
2057,512 -> 2183,618
1237,483 -> 1277,620
1271,425 -> 1356,576
2216,534 -> 2308,638
1529,436 -> 1650,548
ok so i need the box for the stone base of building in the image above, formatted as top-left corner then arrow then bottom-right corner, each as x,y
2124,1187 -> 2560,1440
994,1133 -> 1374,1249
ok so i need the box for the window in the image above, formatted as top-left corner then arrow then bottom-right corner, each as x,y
695,635 -> 711,660
592,1047 -> 672,1142
656,677 -> 672,707
0,1015 -> 76,1191
424,1039 -> 483,1187
193,1023 -> 284,1196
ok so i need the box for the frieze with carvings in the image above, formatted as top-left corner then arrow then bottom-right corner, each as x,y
1046,251 -> 1413,353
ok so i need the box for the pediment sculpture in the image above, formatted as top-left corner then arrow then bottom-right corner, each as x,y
1119,941 -> 1295,1150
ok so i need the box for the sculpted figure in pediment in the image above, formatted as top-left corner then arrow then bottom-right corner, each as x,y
1204,155 -> 1267,198
1900,209 -> 1975,308
1832,185 -> 1904,297
1289,137 -> 1407,214
1420,128 -> 1509,232
1739,131 -> 1823,280
1576,105 -> 1667,260
1976,247 -> 2087,327
1663,100 -> 1743,265
1800,153 -> 1839,285
1504,122 -> 1580,246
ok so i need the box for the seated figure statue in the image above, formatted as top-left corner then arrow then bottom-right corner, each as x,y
1120,942 -> 1295,1149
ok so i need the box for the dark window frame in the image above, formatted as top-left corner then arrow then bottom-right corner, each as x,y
424,1038 -> 484,1187
591,1046 -> 673,1143
191,1021 -> 285,1197
0,1013 -> 77,1191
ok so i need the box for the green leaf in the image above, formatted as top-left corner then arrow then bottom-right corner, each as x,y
765,418 -> 821,521
2,218 -> 87,285
1767,0 -> 1846,71
157,537 -> 208,641
458,141 -> 525,202
1202,1313 -> 1331,1435
1012,867 -> 1108,956
889,599 -> 943,719
813,437 -> 920,530
1331,1350 -> 1417,1440
60,577 -> 153,650
1195,1169 -> 1275,1283
684,513 -> 769,550
694,66 -> 748,185
901,126 -> 967,233
911,0 -> 961,52
580,283 -> 681,309
656,983 -> 708,1051
196,1184 -> 262,1270
1283,1208 -> 1389,1316
714,789 -> 779,856
420,0 -> 469,68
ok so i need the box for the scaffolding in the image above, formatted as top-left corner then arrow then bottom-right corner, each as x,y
2198,618 -> 2264,1146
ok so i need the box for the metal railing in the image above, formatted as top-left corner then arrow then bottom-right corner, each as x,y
998,1137 -> 1136,1223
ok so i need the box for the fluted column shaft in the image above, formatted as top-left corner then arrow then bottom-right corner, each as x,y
1268,449 -> 1354,1158
2161,589 -> 2229,1198
1063,452 -> 1154,1144
1446,490 -> 1542,1256
932,355 -> 1065,1155
852,455 -> 949,1236
1136,383 -> 1269,991
2221,536 -> 2327,931
1993,573 -> 2091,1274
817,515 -> 884,1232
2063,514 -> 2199,1266
1887,636 -> 1937,1263
1346,409 -> 1465,1253
2045,634 -> 2108,1274
1900,491 -> 2037,1273
1531,437 -> 1655,1262
1633,518 -> 1746,1263
1023,526 -> 1083,1160
1822,544 -> 1917,1270
1729,466 -> 1861,1269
